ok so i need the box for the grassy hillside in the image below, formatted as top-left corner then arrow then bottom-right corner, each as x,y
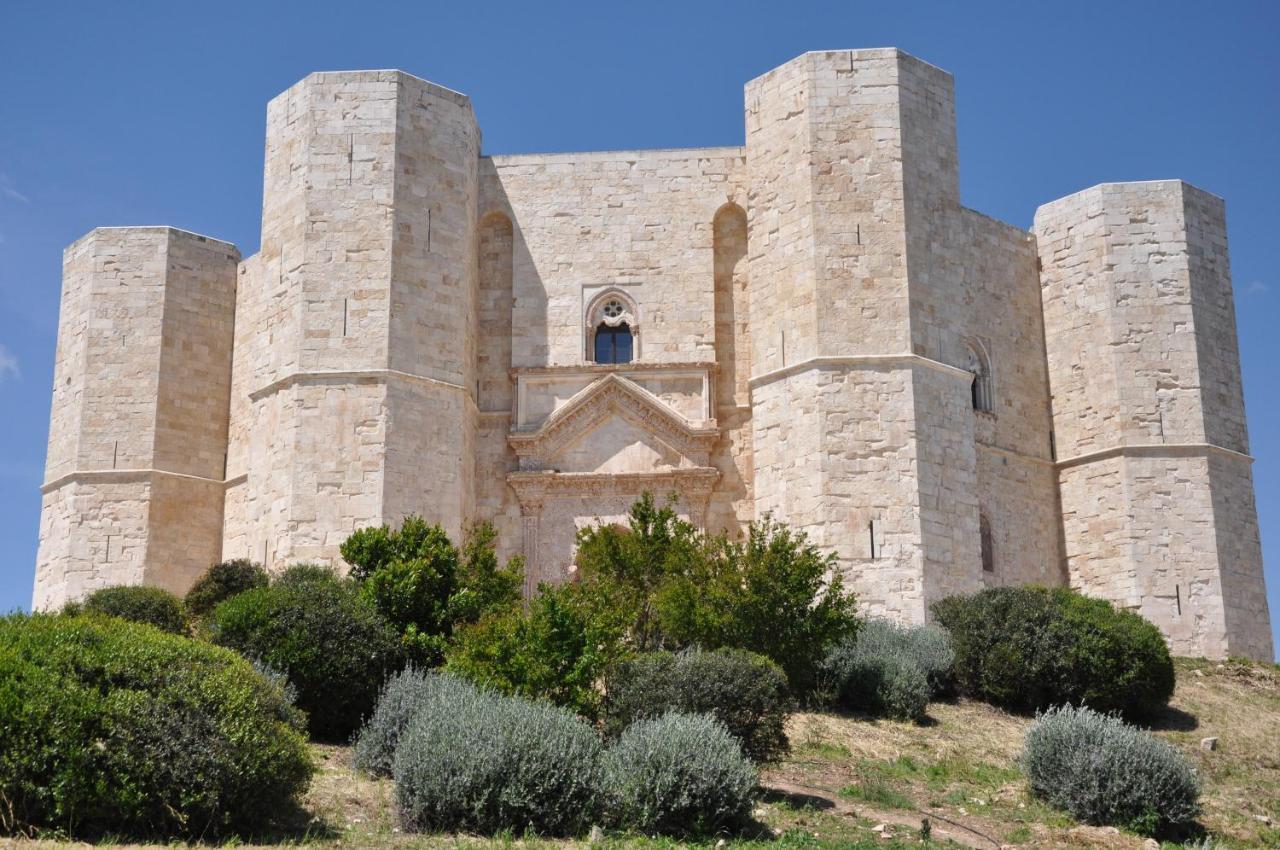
9,658 -> 1277,850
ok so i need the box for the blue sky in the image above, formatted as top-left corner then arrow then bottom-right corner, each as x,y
1,1 -> 1277,655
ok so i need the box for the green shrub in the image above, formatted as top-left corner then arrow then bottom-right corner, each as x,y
574,493 -> 860,695
0,613 -> 313,840
1022,705 -> 1200,836
932,587 -> 1174,717
75,585 -> 187,634
819,619 -> 954,721
272,562 -> 342,588
209,579 -> 401,740
604,648 -> 791,763
394,682 -> 603,836
342,519 -> 523,667
354,668 -> 480,777
184,559 -> 268,618
446,581 -> 627,719
603,712 -> 757,836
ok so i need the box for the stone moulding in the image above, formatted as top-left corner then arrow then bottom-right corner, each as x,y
513,361 -> 716,428
508,372 -> 719,468
748,354 -> 975,389
246,368 -> 473,404
41,468 -> 224,494
1054,442 -> 1254,469
507,467 -> 720,502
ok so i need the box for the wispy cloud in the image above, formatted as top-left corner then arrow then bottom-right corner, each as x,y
1244,280 -> 1270,297
0,173 -> 29,204
0,345 -> 19,382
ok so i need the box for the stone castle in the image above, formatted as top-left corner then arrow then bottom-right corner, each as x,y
35,48 -> 1273,660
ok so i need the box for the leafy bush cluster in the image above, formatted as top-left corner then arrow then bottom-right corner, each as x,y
0,613 -> 313,840
575,495 -> 859,694
446,580 -> 625,719
604,712 -> 757,836
341,519 -> 523,666
603,648 -> 791,763
820,618 -> 955,721
933,586 -> 1174,717
208,569 -> 401,740
185,559 -> 268,618
448,494 -> 859,712
1023,705 -> 1200,836
68,585 -> 189,634
356,669 -> 758,837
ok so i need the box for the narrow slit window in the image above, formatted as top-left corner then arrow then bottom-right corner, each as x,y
966,343 -> 993,412
980,514 -> 995,573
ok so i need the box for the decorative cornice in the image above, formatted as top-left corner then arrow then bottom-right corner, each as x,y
248,368 -> 473,403
509,373 -> 719,465
507,467 -> 720,503
512,361 -> 716,379
42,467 -> 225,494
749,354 -> 973,389
1055,442 -> 1254,470
976,441 -> 1054,468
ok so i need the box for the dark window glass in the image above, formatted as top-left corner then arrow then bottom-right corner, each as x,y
594,322 -> 633,364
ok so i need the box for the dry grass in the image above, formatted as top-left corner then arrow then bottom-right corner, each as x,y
769,657 -> 1280,849
3,657 -> 1276,850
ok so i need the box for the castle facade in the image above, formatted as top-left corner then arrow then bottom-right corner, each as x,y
35,49 -> 1273,660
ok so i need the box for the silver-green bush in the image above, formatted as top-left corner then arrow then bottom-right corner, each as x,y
393,685 -> 603,835
1022,705 -> 1200,836
819,618 -> 952,720
603,648 -> 791,763
603,712 -> 758,836
353,667 -> 480,777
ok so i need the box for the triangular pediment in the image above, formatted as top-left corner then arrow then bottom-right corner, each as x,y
548,410 -> 686,474
509,373 -> 718,469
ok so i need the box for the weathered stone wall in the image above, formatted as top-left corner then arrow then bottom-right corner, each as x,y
35,228 -> 237,607
476,146 -> 751,561
957,211 -> 1063,589
223,71 -> 479,570
744,50 -> 1048,620
1036,181 -> 1273,660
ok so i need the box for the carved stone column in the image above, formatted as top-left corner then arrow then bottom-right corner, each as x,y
518,496 -> 542,598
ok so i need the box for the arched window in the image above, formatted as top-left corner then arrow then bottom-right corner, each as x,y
966,342 -> 993,412
980,513 -> 995,573
586,292 -> 639,364
594,320 -> 633,364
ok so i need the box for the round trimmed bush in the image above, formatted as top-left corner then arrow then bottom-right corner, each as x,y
0,613 -> 313,840
604,648 -> 791,763
185,559 -> 267,618
354,667 -> 481,777
603,712 -> 757,836
819,619 -> 952,721
1023,705 -> 1200,835
932,586 -> 1174,717
77,585 -> 187,634
209,578 -> 401,740
272,562 -> 342,588
394,684 -> 603,836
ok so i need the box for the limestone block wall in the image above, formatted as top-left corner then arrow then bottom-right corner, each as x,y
1036,180 -> 1272,660
746,49 -> 994,621
957,211 -> 1063,588
474,146 -> 751,558
222,70 -> 479,570
35,227 -> 238,607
